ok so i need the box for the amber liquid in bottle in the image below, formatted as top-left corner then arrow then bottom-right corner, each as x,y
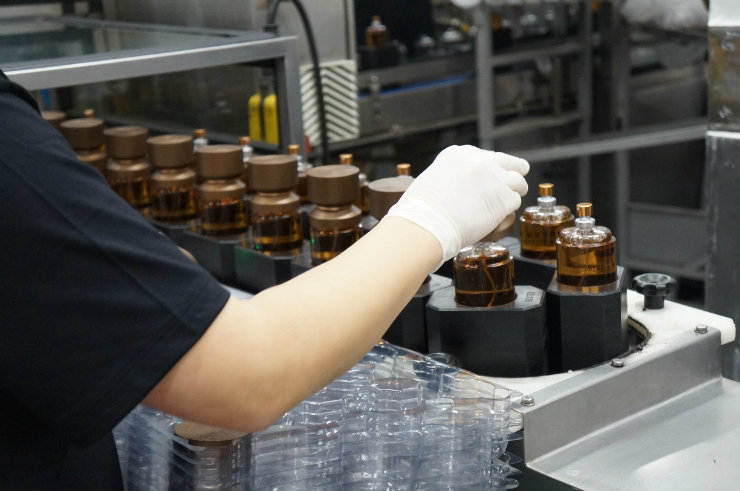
252,211 -> 303,256
151,187 -> 198,221
200,197 -> 248,236
109,174 -> 150,209
556,203 -> 617,286
453,242 -> 516,307
520,183 -> 574,260
310,226 -> 361,265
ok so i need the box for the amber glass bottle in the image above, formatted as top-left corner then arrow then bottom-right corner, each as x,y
42,110 -> 66,131
307,165 -> 362,265
340,153 -> 370,215
365,15 -> 390,47
104,126 -> 151,208
60,117 -> 106,173
195,145 -> 248,236
290,144 -> 312,204
363,164 -> 414,234
148,134 -> 198,222
520,183 -> 574,260
454,242 -> 516,307
556,203 -> 617,286
248,154 -> 303,256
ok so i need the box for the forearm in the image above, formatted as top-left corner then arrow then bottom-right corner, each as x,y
145,216 -> 441,432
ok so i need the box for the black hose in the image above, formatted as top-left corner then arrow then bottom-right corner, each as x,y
265,0 -> 329,165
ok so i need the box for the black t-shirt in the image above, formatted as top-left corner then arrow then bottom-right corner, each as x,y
0,71 -> 230,489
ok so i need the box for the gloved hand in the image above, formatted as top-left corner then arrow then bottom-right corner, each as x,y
386,145 -> 529,267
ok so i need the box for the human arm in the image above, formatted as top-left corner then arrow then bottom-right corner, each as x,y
143,145 -> 529,433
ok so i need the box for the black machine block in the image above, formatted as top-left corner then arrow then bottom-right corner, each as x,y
546,267 -> 627,372
179,231 -> 242,283
234,242 -> 310,293
511,248 -> 558,292
290,246 -> 313,278
425,285 -> 547,377
383,274 -> 453,354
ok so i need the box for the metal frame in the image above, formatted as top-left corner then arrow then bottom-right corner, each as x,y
3,15 -> 304,152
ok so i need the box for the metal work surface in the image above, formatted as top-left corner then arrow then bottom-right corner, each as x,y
508,290 -> 739,490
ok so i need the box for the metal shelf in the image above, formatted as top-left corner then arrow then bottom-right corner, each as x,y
2,15 -> 304,151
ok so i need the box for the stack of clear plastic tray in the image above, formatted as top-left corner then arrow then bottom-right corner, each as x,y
114,342 -> 519,490
118,405 -> 182,491
249,387 -> 344,490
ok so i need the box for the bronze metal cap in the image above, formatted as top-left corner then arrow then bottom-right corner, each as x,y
83,108 -> 95,118
239,136 -> 251,146
196,179 -> 245,201
539,183 -> 554,196
42,110 -> 66,129
150,167 -> 197,190
576,202 -> 592,217
288,144 -> 300,155
248,154 -> 298,192
147,134 -> 194,169
60,118 -> 104,150
174,421 -> 248,447
368,175 -> 413,219
396,163 -> 411,176
309,204 -> 362,229
104,126 -> 149,159
339,153 -> 353,165
194,128 -> 206,138
196,144 -> 243,179
104,158 -> 150,180
307,164 -> 359,206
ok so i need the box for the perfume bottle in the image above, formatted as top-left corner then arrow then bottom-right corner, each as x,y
193,129 -> 209,151
520,183 -> 574,260
453,242 -> 516,307
556,203 -> 617,286
248,154 -> 303,256
148,134 -> 198,222
307,164 -> 362,265
340,153 -> 370,215
290,144 -> 312,204
195,145 -> 248,237
363,163 -> 414,234
60,116 -> 106,173
365,15 -> 391,47
42,110 -> 66,130
239,136 -> 253,191
104,126 -> 151,208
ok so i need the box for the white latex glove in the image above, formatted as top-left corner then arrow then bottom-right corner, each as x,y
386,145 -> 529,267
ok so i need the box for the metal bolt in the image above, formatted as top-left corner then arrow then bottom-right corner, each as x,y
695,325 -> 708,334
611,358 -> 625,368
520,395 -> 535,407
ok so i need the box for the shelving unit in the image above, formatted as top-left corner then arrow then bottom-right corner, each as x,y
3,15 -> 305,151
474,0 -> 594,200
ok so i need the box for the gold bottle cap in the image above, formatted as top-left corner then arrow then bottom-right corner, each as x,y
288,144 -> 300,155
368,175 -> 412,220
339,153 -> 353,165
539,183 -> 554,196
42,110 -> 66,129
372,15 -> 381,22
83,108 -> 95,118
307,164 -> 359,206
239,136 -> 251,146
576,203 -> 593,217
147,134 -> 194,169
104,126 -> 149,159
195,144 -> 243,179
396,163 -> 411,176
60,118 -> 104,150
248,154 -> 298,192
194,128 -> 207,138
174,421 -> 248,447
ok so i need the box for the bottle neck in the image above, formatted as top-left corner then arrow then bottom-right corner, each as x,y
537,195 -> 556,210
576,216 -> 595,230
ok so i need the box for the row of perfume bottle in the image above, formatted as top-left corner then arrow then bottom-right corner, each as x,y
453,183 -> 618,307
48,109 -> 415,268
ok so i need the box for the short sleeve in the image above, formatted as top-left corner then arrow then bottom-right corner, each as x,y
0,82 -> 230,445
